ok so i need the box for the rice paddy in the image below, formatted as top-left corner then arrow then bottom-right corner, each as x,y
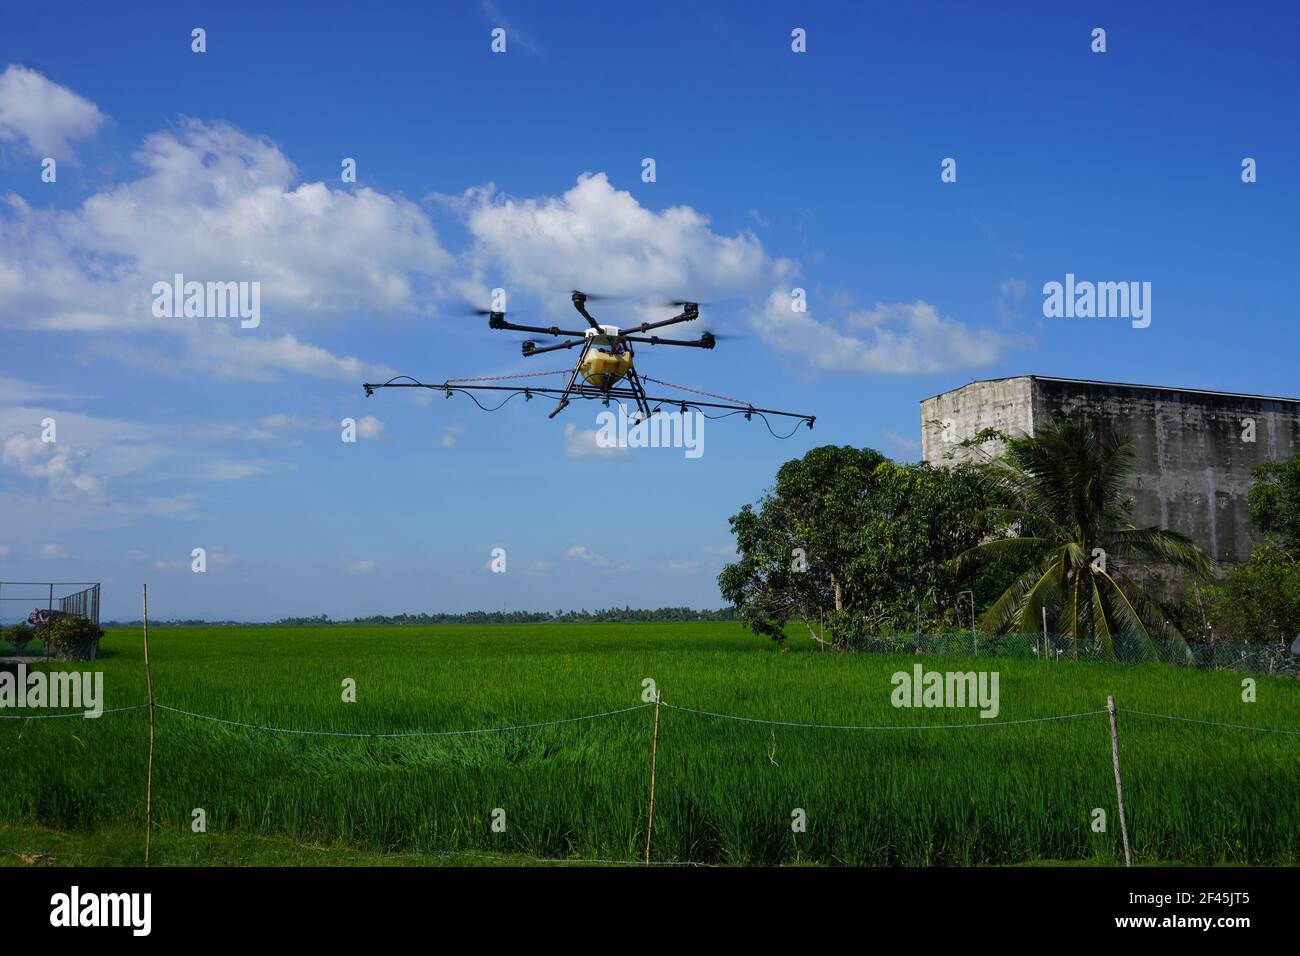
1,622 -> 1297,866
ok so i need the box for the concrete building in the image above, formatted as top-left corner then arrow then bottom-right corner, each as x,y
920,376 -> 1300,570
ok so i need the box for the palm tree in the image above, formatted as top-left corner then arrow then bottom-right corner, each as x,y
951,422 -> 1212,658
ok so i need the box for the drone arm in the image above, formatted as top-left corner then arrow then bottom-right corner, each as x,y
493,318 -> 587,338
570,294 -> 603,330
619,308 -> 699,336
621,334 -> 715,349
522,337 -> 587,356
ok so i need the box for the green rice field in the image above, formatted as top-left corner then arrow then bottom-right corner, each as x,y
1,622 -> 1297,866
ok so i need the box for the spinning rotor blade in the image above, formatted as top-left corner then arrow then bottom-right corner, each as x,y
569,289 -> 627,302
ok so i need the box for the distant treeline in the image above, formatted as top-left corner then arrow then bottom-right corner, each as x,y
102,607 -> 737,627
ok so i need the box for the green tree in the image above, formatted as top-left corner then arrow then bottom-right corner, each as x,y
951,422 -> 1212,656
1248,452 -> 1300,557
720,445 -> 1019,646
1200,543 -> 1300,643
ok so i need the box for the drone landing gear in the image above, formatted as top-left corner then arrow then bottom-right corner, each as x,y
548,338 -> 593,419
624,365 -> 655,422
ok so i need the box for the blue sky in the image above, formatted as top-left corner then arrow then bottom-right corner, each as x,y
1,1 -> 1296,621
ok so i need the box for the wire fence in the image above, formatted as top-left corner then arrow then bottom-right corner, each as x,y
4,585 -> 1297,867
0,581 -> 101,628
3,688 -> 1297,867
849,630 -> 1300,678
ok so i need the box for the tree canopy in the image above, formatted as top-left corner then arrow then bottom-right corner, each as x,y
718,445 -> 1024,646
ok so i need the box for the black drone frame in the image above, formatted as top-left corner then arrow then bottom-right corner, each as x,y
363,291 -> 815,435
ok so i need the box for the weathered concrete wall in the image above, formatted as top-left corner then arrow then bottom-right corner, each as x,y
920,377 -> 1035,466
920,376 -> 1300,569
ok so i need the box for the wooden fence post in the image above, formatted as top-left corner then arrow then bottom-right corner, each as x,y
644,690 -> 662,864
143,584 -> 156,867
1107,695 -> 1132,867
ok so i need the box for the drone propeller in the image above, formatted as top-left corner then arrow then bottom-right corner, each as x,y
449,302 -> 507,319
651,295 -> 731,310
570,289 -> 627,303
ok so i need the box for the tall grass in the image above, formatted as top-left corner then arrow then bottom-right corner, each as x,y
1,623 -> 1296,865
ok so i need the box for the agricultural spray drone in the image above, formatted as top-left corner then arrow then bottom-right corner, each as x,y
363,292 -> 815,436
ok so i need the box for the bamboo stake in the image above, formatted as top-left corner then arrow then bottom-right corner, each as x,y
143,584 -> 156,867
1107,695 -> 1132,867
644,690 -> 662,864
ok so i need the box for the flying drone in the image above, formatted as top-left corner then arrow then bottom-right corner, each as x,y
362,291 -> 815,436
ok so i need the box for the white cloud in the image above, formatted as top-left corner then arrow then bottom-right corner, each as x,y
566,544 -> 609,567
563,422 -> 628,459
2,432 -> 104,498
152,546 -> 236,572
0,544 -> 12,559
357,415 -> 384,439
0,375 -> 83,403
0,405 -> 273,541
0,113 -> 443,381
191,422 -> 277,443
41,543 -> 67,559
749,290 -> 1012,374
661,560 -> 700,573
440,423 -> 464,448
463,173 -> 775,310
350,559 -> 376,573
0,66 -> 105,160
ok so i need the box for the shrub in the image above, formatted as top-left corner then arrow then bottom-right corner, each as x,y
1202,544 -> 1300,643
5,622 -> 35,653
35,615 -> 103,661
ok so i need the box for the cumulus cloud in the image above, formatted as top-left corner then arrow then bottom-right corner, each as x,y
41,543 -> 68,559
0,66 -> 105,160
749,290 -> 1012,374
350,559 -> 376,573
563,422 -> 628,459
2,432 -> 103,498
0,112 -> 445,380
462,173 -> 777,310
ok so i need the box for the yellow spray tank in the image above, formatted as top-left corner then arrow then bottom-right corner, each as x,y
580,326 -> 632,389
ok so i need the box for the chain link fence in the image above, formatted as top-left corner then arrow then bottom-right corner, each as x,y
849,630 -> 1299,678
